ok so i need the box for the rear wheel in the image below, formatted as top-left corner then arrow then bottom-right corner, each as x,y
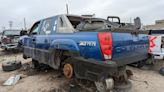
63,63 -> 74,79
159,67 -> 164,76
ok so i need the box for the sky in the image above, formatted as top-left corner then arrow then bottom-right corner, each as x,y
0,0 -> 164,31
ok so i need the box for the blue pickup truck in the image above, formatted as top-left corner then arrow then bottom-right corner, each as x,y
20,15 -> 149,91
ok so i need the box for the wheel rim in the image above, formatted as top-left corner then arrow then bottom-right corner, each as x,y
63,63 -> 73,79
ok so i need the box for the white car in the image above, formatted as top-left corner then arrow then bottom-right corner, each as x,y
149,29 -> 164,59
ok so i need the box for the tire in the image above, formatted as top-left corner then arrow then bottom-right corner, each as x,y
2,61 -> 22,72
63,63 -> 74,79
159,67 -> 164,76
113,80 -> 132,92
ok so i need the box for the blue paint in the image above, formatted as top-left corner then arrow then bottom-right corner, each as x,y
21,15 -> 149,66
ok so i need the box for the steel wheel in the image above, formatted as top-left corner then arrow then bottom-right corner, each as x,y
63,63 -> 73,79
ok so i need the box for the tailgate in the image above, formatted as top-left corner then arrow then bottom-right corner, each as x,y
112,32 -> 149,66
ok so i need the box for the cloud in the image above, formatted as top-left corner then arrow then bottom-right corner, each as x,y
0,0 -> 163,30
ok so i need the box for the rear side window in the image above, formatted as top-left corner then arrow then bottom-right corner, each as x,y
40,18 -> 53,35
56,16 -> 74,33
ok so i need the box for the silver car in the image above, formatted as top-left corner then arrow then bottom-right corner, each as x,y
1,30 -> 22,50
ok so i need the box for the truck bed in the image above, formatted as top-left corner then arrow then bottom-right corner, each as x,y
27,30 -> 149,66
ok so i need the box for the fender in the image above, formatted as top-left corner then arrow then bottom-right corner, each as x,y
50,39 -> 80,51
48,39 -> 80,69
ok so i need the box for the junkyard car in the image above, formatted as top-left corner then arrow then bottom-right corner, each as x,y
1,30 -> 22,50
20,14 -> 149,92
149,29 -> 164,59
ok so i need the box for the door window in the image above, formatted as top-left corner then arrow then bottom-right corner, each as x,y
40,18 -> 53,35
29,21 -> 40,35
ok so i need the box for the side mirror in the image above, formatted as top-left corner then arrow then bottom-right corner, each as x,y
134,17 -> 141,29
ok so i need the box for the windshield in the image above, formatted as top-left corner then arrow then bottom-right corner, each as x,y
3,30 -> 21,35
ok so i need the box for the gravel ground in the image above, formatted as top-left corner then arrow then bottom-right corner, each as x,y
0,49 -> 164,92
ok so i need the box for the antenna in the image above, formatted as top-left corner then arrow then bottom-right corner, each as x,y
66,4 -> 69,14
24,18 -> 27,30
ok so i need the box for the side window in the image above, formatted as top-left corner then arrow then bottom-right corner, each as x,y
52,17 -> 57,33
29,21 -> 40,35
56,16 -> 74,33
40,18 -> 53,35
59,17 -> 67,27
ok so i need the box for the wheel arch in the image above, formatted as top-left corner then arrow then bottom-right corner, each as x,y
50,39 -> 80,51
48,47 -> 80,70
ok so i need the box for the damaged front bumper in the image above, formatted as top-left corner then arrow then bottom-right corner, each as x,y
1,43 -> 18,50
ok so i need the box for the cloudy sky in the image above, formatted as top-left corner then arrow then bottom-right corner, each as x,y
0,0 -> 164,31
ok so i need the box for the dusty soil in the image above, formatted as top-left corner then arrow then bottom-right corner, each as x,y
0,49 -> 164,92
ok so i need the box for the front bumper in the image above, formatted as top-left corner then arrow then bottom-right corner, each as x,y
1,43 -> 18,50
151,52 -> 164,59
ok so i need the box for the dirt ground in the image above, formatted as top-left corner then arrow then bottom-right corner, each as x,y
0,49 -> 164,92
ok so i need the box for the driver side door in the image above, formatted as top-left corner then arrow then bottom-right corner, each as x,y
24,21 -> 41,59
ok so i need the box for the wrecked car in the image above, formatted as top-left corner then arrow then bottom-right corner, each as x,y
1,29 -> 26,50
149,29 -> 164,59
20,14 -> 149,92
